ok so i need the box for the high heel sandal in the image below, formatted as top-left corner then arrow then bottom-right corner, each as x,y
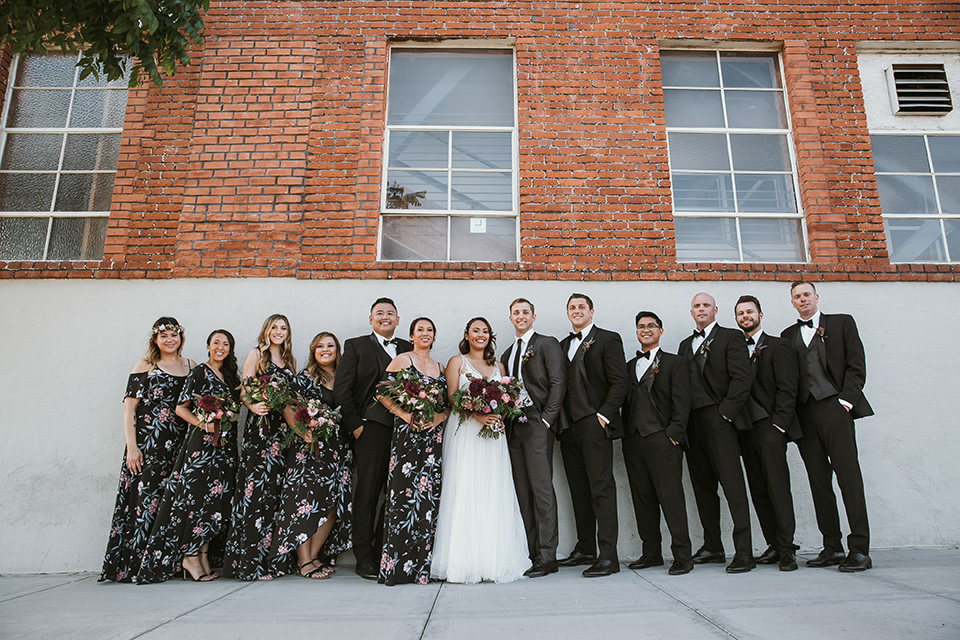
197,551 -> 220,580
181,556 -> 215,582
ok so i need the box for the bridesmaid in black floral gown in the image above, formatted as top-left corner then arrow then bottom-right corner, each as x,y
271,332 -> 352,579
138,330 -> 242,583
223,314 -> 297,580
100,317 -> 194,583
377,318 -> 449,586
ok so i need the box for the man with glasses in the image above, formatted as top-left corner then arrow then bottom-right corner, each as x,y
621,311 -> 693,575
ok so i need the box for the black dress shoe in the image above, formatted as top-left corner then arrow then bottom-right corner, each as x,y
558,550 -> 597,567
627,556 -> 664,570
779,551 -> 798,572
692,548 -> 725,564
582,559 -> 620,577
524,560 -> 559,578
805,549 -> 846,568
725,555 -> 756,573
355,562 -> 378,580
668,559 -> 693,575
756,546 -> 780,565
838,552 -> 872,572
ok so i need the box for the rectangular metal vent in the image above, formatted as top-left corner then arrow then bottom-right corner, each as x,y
886,64 -> 953,115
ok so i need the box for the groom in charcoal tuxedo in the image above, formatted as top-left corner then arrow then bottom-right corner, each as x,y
500,298 -> 568,578
558,293 -> 628,577
781,281 -> 873,572
333,298 -> 412,580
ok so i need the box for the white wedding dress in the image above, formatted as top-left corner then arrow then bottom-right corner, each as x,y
430,358 -> 529,583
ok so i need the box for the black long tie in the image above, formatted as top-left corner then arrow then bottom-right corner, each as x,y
512,340 -> 523,378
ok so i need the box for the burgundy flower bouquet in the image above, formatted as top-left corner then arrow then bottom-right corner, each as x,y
192,393 -> 240,446
377,367 -> 448,432
451,374 -> 527,439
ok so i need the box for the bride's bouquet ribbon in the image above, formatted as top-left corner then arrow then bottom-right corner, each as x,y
451,374 -> 527,439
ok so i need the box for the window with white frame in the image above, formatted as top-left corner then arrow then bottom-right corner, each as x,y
0,53 -> 127,261
380,48 -> 517,262
872,133 -> 960,262
661,50 -> 806,262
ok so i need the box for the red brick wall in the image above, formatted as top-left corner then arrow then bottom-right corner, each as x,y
2,0 -> 959,281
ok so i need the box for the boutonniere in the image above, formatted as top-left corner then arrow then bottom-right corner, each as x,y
521,348 -> 534,364
751,344 -> 767,362
582,338 -> 595,353
697,338 -> 714,358
816,327 -> 826,341
650,351 -> 662,376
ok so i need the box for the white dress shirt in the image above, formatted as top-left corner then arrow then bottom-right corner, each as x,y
798,311 -> 821,347
692,321 -> 717,354
635,346 -> 660,381
567,322 -> 595,361
376,333 -> 397,359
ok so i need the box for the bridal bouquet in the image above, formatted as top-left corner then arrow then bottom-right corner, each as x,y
241,372 -> 294,436
192,393 -> 241,446
376,368 -> 448,432
283,397 -> 341,458
451,374 -> 527,439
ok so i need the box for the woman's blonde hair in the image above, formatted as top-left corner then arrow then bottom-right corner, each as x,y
256,313 -> 295,374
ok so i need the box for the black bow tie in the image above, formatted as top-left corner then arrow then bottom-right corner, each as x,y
693,329 -> 705,339
797,319 -> 814,328
570,331 -> 583,340
636,350 -> 651,360
745,336 -> 755,346
383,338 -> 398,346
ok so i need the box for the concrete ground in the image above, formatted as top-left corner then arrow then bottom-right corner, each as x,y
2,549 -> 958,639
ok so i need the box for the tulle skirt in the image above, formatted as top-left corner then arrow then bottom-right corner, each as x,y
430,412 -> 529,584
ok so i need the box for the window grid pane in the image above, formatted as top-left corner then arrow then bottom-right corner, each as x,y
871,133 -> 960,263
663,50 -> 804,263
0,53 -> 127,261
382,49 -> 517,262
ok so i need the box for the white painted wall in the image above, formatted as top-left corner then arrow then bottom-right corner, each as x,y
1,278 -> 958,573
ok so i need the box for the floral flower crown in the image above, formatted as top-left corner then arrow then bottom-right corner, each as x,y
152,323 -> 184,336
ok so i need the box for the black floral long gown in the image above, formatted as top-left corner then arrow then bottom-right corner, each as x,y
100,366 -> 190,583
223,363 -> 294,580
379,369 -> 445,586
137,364 -> 240,583
270,372 -> 352,568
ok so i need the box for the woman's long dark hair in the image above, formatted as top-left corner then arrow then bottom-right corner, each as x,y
306,332 -> 341,387
208,329 -> 240,392
146,316 -> 184,365
458,317 -> 497,365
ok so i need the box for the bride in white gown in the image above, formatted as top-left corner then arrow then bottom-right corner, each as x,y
431,317 -> 529,584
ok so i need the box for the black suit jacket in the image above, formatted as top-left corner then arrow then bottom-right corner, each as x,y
559,326 -> 629,439
500,332 -> 569,435
780,313 -> 873,419
621,350 -> 690,446
333,333 -> 413,434
677,324 -> 753,428
742,333 -> 802,440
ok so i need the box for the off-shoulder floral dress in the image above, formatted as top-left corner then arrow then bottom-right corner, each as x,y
137,364 -> 239,583
100,366 -> 190,583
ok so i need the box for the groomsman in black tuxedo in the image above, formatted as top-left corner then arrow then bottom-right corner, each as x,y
621,311 -> 693,576
500,298 -> 567,578
677,292 -> 755,573
734,295 -> 801,572
333,298 -> 412,579
558,293 -> 628,577
781,281 -> 873,572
